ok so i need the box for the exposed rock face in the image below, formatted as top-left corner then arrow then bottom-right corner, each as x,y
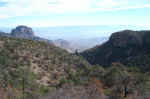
11,26 -> 35,38
0,25 -> 53,44
81,30 -> 150,70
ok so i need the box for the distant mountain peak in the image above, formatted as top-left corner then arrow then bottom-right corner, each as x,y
0,25 -> 53,44
11,25 -> 35,38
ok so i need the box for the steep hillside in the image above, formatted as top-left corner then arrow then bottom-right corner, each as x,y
81,30 -> 150,71
0,35 -> 93,85
0,36 -> 92,98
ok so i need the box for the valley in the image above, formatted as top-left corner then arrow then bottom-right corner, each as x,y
0,26 -> 150,99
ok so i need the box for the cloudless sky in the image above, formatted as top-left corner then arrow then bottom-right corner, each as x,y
0,0 -> 150,28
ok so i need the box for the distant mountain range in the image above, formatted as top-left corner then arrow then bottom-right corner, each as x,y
69,37 -> 108,52
0,25 -> 109,52
2,25 -> 149,53
53,39 -> 74,52
1,25 -> 149,39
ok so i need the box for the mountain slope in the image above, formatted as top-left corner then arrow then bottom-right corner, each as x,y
0,30 -> 149,99
0,35 -> 92,85
81,30 -> 150,71
0,35 -> 93,98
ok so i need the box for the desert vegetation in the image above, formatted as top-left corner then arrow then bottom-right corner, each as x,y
0,30 -> 150,99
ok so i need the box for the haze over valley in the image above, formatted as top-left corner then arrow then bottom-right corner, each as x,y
1,25 -> 150,52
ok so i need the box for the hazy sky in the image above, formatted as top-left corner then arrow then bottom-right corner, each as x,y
0,0 -> 150,27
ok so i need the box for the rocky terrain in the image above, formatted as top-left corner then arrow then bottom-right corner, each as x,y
11,26 -> 53,43
11,26 -> 35,38
0,35 -> 94,98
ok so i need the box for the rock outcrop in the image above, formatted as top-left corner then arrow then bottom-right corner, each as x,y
11,25 -> 35,38
0,25 -> 53,44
